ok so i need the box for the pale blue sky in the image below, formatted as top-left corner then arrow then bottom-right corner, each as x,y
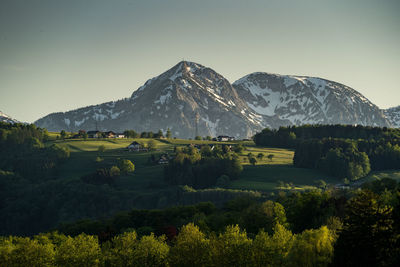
0,0 -> 399,122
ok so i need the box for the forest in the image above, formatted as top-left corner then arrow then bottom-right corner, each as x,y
1,122 -> 400,266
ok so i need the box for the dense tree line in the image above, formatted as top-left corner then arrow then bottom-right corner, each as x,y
2,182 -> 400,266
254,124 -> 400,148
0,223 -> 336,267
253,125 -> 400,180
294,138 -> 400,180
293,138 -> 371,180
0,122 -> 69,181
164,145 -> 243,188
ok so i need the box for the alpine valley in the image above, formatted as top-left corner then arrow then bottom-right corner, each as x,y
34,61 -> 398,138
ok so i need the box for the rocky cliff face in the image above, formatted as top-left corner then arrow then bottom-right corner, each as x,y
384,106 -> 400,128
233,72 -> 390,128
35,62 -> 394,138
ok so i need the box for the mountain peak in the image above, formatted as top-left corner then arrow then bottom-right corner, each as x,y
0,111 -> 20,124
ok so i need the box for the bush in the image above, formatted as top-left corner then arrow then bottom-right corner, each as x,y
118,159 -> 135,174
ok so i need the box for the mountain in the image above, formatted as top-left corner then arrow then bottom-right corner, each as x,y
35,62 -> 393,138
233,72 -> 390,128
0,111 -> 20,124
383,106 -> 400,128
35,61 -> 263,138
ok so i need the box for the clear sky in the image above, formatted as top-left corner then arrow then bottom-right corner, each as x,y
0,0 -> 399,123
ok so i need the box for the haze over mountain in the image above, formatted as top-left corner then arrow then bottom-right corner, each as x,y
35,61 -> 395,138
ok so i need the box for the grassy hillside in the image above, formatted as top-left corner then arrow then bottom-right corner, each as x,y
49,137 -> 338,193
229,165 -> 337,191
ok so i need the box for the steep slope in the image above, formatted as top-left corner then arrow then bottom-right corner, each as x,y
35,61 -> 262,138
233,72 -> 390,128
0,111 -> 20,124
384,106 -> 400,128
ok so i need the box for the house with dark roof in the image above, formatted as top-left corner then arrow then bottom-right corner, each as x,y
87,131 -> 101,138
127,141 -> 147,152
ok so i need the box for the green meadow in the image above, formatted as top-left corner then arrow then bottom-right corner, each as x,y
47,135 -> 342,193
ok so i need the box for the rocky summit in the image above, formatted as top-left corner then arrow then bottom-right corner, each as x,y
0,111 -> 20,124
35,61 -> 263,138
35,61 -> 395,138
233,72 -> 390,129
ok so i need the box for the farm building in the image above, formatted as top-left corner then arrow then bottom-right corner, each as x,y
217,135 -> 235,141
115,133 -> 125,138
127,141 -> 147,152
104,131 -> 116,138
87,131 -> 101,138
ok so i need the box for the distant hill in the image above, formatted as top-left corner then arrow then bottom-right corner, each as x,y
35,61 -> 393,138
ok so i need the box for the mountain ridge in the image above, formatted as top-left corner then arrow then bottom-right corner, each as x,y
34,61 -> 396,137
0,111 -> 20,124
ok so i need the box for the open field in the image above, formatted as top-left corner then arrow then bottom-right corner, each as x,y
358,170 -> 400,183
239,146 -> 294,165
48,137 -> 344,193
228,165 -> 338,192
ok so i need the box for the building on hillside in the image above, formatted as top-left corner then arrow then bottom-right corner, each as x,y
158,153 -> 171,164
104,131 -> 116,138
87,131 -> 101,138
127,141 -> 147,152
115,133 -> 125,138
217,135 -> 235,141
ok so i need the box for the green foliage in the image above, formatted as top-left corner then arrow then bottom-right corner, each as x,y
0,236 -> 55,267
123,130 -> 139,138
169,223 -> 211,266
287,226 -> 335,267
254,124 -> 400,148
241,200 -> 288,235
118,159 -> 135,174
165,146 -> 242,188
110,166 -> 120,177
282,191 -> 336,233
249,156 -> 257,166
234,143 -> 245,153
147,140 -> 156,151
194,135 -> 202,140
216,174 -> 230,188
0,222 -> 342,267
55,234 -> 102,267
132,234 -> 169,267
267,154 -> 274,161
166,128 -> 172,139
60,130 -> 67,140
98,145 -> 106,153
210,225 -> 252,266
334,190 -> 399,266
250,224 -> 293,266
